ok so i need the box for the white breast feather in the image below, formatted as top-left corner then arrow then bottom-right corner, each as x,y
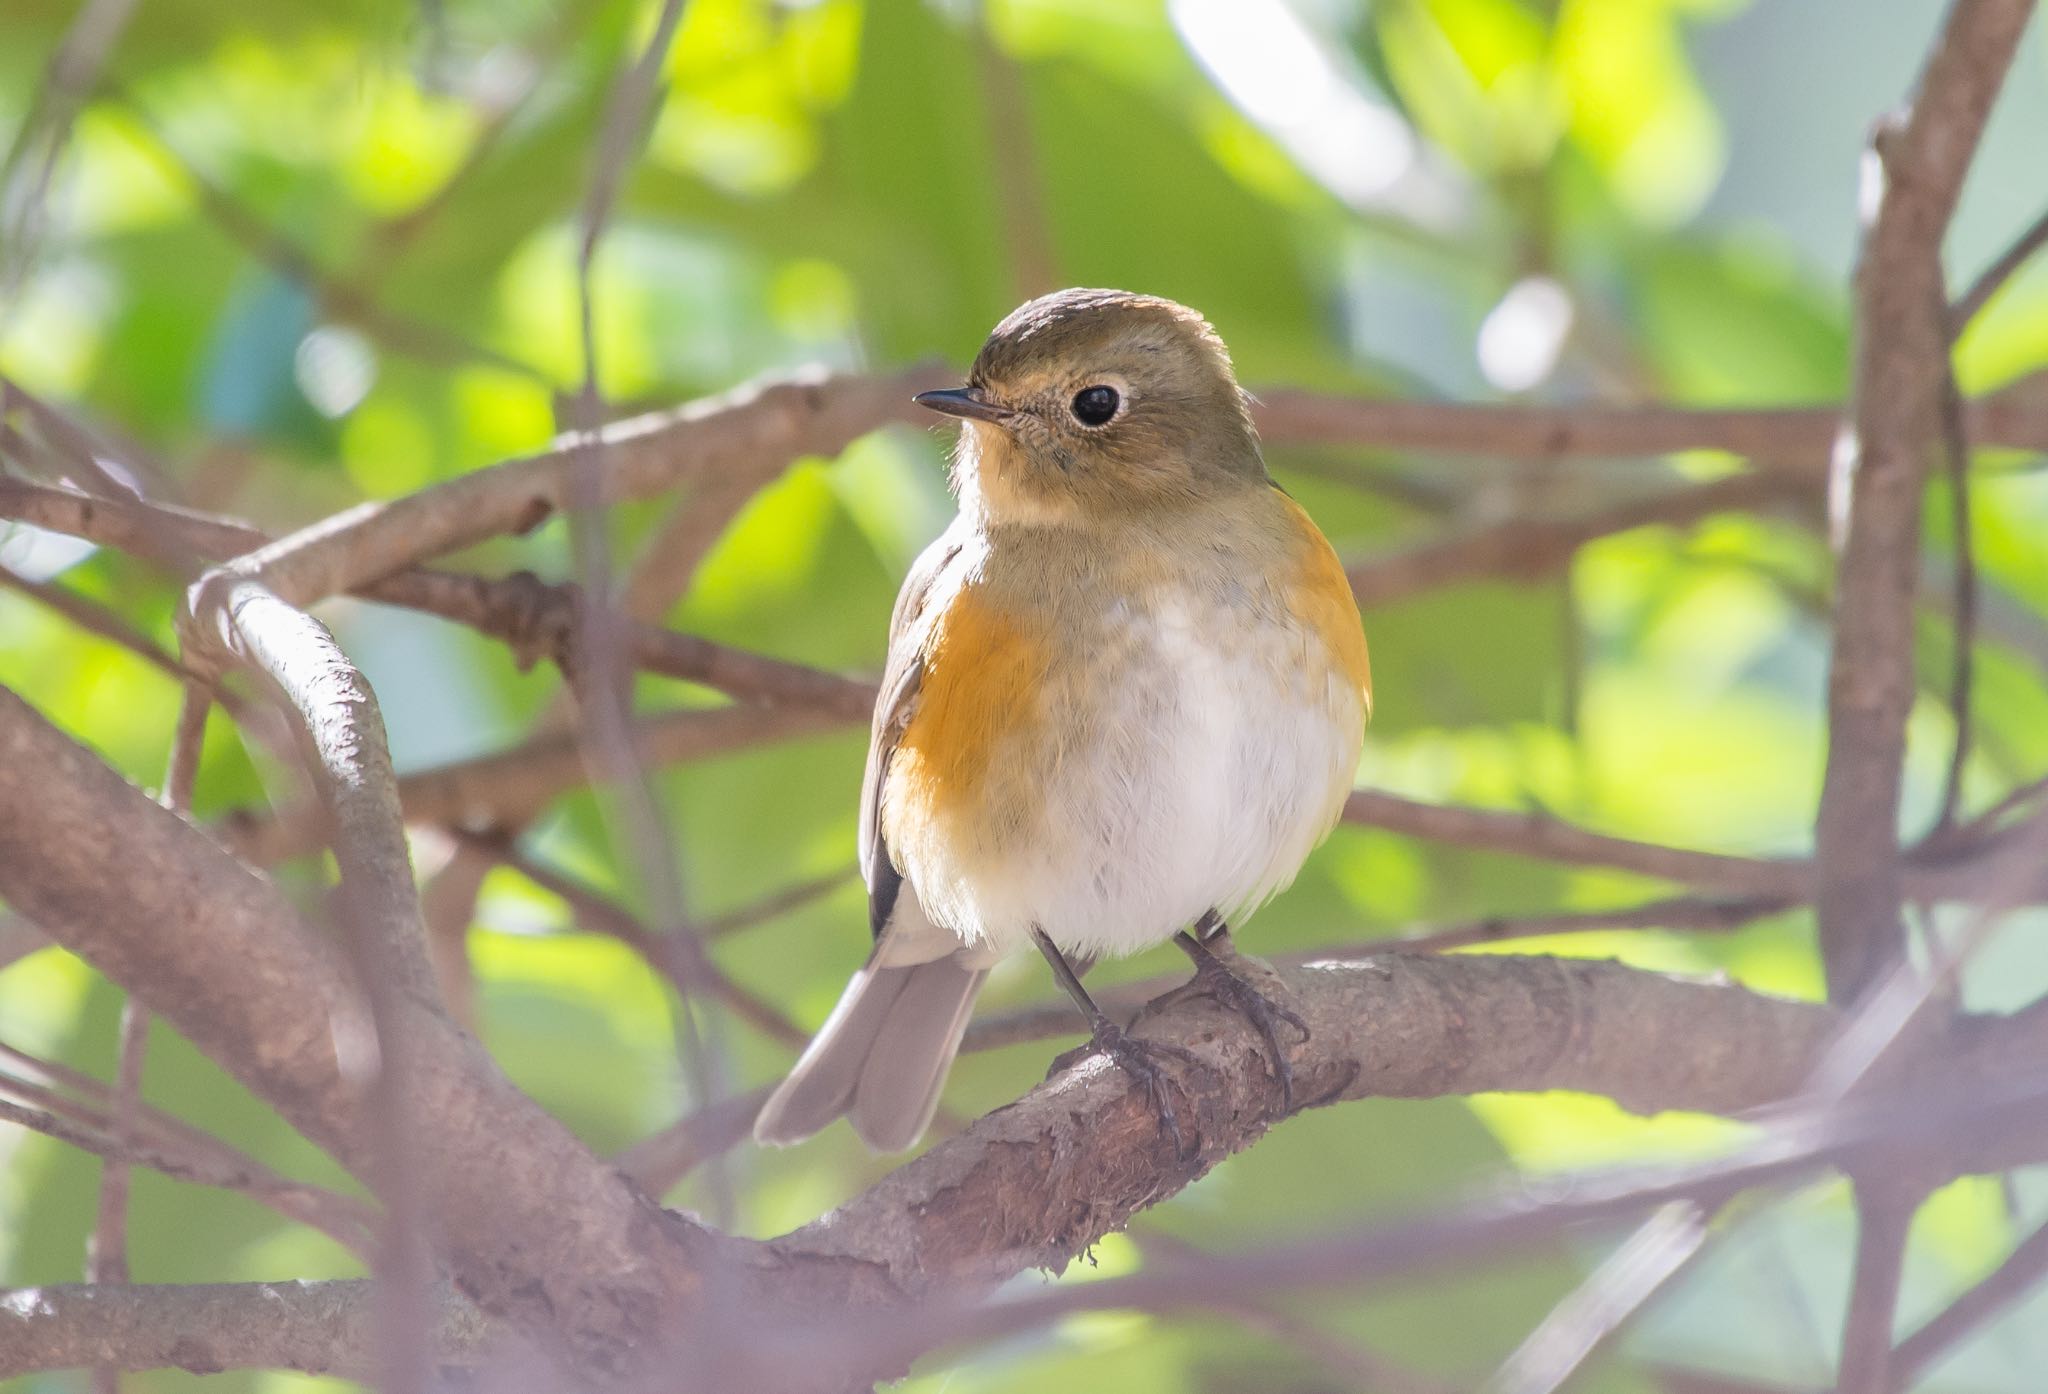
924,587 -> 1362,962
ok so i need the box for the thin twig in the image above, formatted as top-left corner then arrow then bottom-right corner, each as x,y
83,676 -> 208,1391
1,371 -> 156,499
0,1051 -> 376,1255
1485,1202 -> 1716,1394
1344,790 -> 1813,896
702,867 -> 859,939
566,0 -> 719,1226
0,0 -> 138,301
1134,1229 -> 1458,1394
1933,365 -> 1977,833
100,91 -> 546,384
1949,202 -> 2048,332
1347,470 -> 1808,607
0,477 -> 878,719
1248,384 -> 2048,462
84,1001 -> 149,1279
455,832 -> 808,1050
1835,1185 -> 1918,1394
1890,1214 -> 2048,1387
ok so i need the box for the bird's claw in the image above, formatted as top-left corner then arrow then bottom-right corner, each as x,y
1065,1018 -> 1204,1159
1182,953 -> 1311,1114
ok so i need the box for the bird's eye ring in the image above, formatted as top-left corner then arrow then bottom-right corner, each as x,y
1070,385 -> 1121,427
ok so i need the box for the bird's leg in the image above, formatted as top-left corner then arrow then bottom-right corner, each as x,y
1031,926 -> 1201,1156
1173,914 -> 1310,1113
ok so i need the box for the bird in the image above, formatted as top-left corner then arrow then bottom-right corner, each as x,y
753,288 -> 1371,1153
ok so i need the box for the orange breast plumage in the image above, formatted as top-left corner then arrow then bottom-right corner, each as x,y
887,584 -> 1052,855
1279,494 -> 1372,716
877,508 -> 1367,963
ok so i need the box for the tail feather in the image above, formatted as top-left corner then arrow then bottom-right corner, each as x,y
753,956 -> 986,1151
852,961 -> 987,1151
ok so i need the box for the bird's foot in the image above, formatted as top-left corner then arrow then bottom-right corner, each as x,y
1058,1017 -> 1204,1158
1176,946 -> 1310,1114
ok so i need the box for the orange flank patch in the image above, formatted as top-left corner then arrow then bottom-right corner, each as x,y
1281,496 -> 1373,715
892,587 -> 1050,829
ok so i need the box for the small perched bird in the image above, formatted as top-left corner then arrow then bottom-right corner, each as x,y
754,289 -> 1371,1152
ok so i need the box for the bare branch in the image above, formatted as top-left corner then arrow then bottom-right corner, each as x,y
1347,470 -> 1808,608
1248,384 -> 2048,462
0,1280 -> 485,1382
186,367 -> 943,616
0,1046 -> 374,1254
86,1001 -> 151,1394
1933,369 -> 1977,833
228,702 -> 848,864
1950,202 -> 2048,331
0,0 -> 137,297
0,478 -> 876,718
618,895 -> 1792,1194
763,954 -> 1840,1307
1485,1202 -> 1715,1394
0,685 -> 711,1368
1343,790 -> 1810,895
1815,0 -> 2034,1002
1344,790 -> 2044,903
785,1078 -> 2048,1389
457,832 -> 810,1050
12,942 -> 2048,1383
1890,1214 -> 2048,1387
1836,1185 -> 1918,1394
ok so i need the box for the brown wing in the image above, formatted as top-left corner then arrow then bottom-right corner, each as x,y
860,526 -> 966,938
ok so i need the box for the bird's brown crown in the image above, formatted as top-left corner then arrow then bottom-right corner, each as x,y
934,288 -> 1265,522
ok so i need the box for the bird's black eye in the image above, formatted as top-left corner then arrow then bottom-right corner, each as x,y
1070,385 -> 1120,427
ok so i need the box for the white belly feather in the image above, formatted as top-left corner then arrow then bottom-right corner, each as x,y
904,588 -> 1363,963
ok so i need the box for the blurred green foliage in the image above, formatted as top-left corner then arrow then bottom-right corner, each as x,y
5,1 -> 2048,1391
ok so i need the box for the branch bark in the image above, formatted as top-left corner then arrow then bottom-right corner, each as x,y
13,951 -> 2048,1383
0,686 -> 711,1372
1814,0 -> 2035,1002
0,477 -> 877,717
1343,789 -> 2044,903
227,702 -> 850,864
1249,384 -> 2048,461
0,1280 -> 483,1381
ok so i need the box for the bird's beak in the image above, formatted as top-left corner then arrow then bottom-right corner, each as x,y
913,387 -> 1016,426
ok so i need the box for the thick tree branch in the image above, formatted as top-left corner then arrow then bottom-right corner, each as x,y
182,369 -> 942,619
0,686 -> 711,1371
15,953 -> 2048,1383
0,1280 -> 483,1381
752,953 -> 1838,1314
1814,0 -> 2034,1002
